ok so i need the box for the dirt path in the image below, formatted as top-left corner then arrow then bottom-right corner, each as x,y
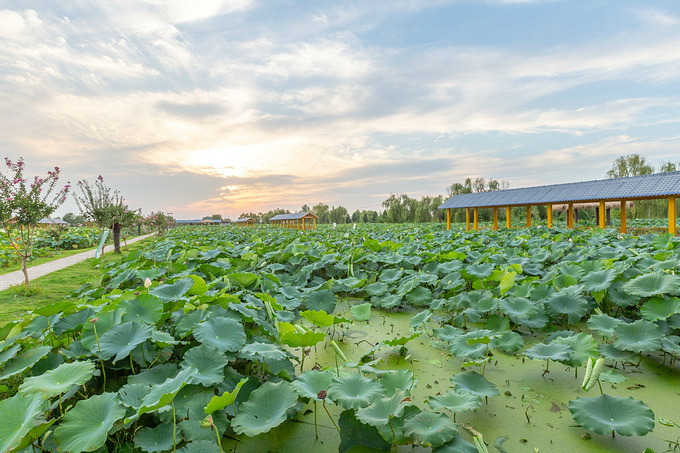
0,234 -> 153,291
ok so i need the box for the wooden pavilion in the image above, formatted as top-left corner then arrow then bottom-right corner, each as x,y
269,212 -> 318,230
234,217 -> 256,226
439,171 -> 680,235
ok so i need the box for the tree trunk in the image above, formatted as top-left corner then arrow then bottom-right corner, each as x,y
113,223 -> 122,253
21,255 -> 29,287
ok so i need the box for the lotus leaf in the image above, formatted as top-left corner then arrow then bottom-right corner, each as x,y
434,326 -> 463,343
402,410 -> 458,447
181,345 -> 229,386
19,360 -> 95,398
128,362 -> 179,385
351,303 -> 372,321
449,371 -> 499,399
229,272 -> 260,290
523,342 -> 573,364
0,393 -> 46,453
301,309 -> 334,327
449,331 -> 492,360
580,269 -> 617,292
383,332 -> 419,346
329,372 -> 386,410
489,331 -> 524,353
0,345 -> 51,380
97,321 -> 153,363
134,423 -> 174,453
465,263 -> 494,279
118,383 -> 149,409
433,435 -> 478,453
305,289 -> 337,313
177,440 -> 221,453
622,272 -> 680,297
120,294 -> 163,325
54,392 -> 127,453
279,325 -> 326,348
427,390 -> 483,415
205,377 -> 248,413
607,284 -> 639,307
379,269 -> 403,283
193,317 -> 246,353
356,389 -> 412,427
586,314 -> 622,338
365,282 -> 389,296
231,380 -> 298,436
640,296 -> 680,321
338,408 -> 392,453
292,369 -> 334,401
545,289 -> 589,323
499,297 -> 538,322
597,343 -> 637,363
569,394 -> 655,436
598,369 -> 628,384
553,333 -> 597,368
0,344 -> 20,368
409,310 -> 432,329
149,277 -> 193,302
239,341 -> 290,362
129,367 -> 197,421
380,369 -> 416,396
613,319 -> 663,353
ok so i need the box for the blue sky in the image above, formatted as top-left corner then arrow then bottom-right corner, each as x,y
1,0 -> 679,219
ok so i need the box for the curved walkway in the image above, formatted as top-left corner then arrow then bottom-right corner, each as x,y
0,234 -> 153,291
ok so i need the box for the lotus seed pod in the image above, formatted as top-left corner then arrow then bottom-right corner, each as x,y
582,357 -> 595,390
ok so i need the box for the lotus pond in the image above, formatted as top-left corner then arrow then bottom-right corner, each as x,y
1,224 -> 679,453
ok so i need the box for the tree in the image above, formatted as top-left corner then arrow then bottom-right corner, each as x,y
146,211 -> 174,236
300,204 -> 311,213
0,157 -> 70,286
62,212 -> 87,225
74,176 -> 139,254
607,154 -> 654,178
312,203 -> 330,223
659,161 -> 679,173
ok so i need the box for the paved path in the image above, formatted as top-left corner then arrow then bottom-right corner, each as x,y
0,234 -> 154,291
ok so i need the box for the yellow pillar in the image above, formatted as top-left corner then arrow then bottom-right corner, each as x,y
669,196 -> 676,235
547,204 -> 552,228
473,208 -> 478,230
313,218 -> 316,230
526,206 -> 531,228
620,200 -> 626,234
446,209 -> 451,230
567,202 -> 574,229
506,206 -> 511,229
465,208 -> 470,231
599,201 -> 606,229
493,207 -> 498,230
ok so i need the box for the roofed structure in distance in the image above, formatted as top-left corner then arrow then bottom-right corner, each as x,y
234,217 -> 256,226
438,171 -> 679,235
270,212 -> 318,230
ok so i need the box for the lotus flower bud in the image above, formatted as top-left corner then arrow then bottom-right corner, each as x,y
200,414 -> 213,429
144,277 -> 152,288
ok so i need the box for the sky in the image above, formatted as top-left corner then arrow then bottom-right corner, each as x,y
1,0 -> 679,220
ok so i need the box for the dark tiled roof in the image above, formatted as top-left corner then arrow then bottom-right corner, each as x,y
270,212 -> 318,221
439,171 -> 680,209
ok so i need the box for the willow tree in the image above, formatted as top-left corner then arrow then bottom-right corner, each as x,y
74,176 -> 138,253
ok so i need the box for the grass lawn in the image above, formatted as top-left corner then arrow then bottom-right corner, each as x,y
0,238 -> 153,326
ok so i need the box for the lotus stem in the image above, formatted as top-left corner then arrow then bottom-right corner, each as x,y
323,400 -> 341,438
214,425 -> 224,453
172,401 -> 177,453
314,400 -> 318,439
273,428 -> 279,452
388,417 -> 397,451
92,323 -> 101,352
130,354 -> 136,374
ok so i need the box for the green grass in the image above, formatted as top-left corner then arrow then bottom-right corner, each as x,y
0,238 -> 153,326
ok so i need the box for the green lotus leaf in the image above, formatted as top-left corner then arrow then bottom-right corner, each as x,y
440,272 -> 465,290
449,371 -> 499,399
433,326 -> 463,343
622,272 -> 680,297
205,377 -> 248,413
80,309 -> 123,351
449,331 -> 490,360
19,360 -> 95,398
523,342 -> 573,364
586,314 -> 622,338
427,390 -> 483,414
557,263 -> 585,281
375,294 -> 403,309
598,369 -> 628,384
432,435 -> 478,453
279,324 -> 326,348
292,369 -> 334,401
409,310 -> 432,330
128,363 -> 179,385
149,277 -> 194,302
597,343 -> 637,363
499,297 -> 538,322
0,393 -> 47,453
356,389 -> 412,427
128,367 -> 197,422
379,269 -> 403,283
465,263 -> 494,279
239,341 -> 290,362
177,440 -> 221,453
304,289 -> 337,314
553,333 -> 597,368
661,336 -> 680,357
580,269 -> 617,292
187,275 -> 208,296
338,408 -> 392,453
181,345 -> 229,386
120,294 -> 164,325
640,296 -> 680,321
53,308 -> 98,335
118,383 -> 149,409
402,410 -> 458,447
613,319 -> 663,353
300,310 -> 334,327
607,284 -> 639,307
134,423 -> 174,453
193,317 -> 246,353
351,303 -> 372,321
0,345 -> 51,380
0,344 -> 20,368
229,272 -> 260,290
489,331 -> 524,353
365,282 -> 389,296
380,369 -> 416,396
97,321 -> 154,363
545,289 -> 589,323
384,332 -> 419,346
54,392 -> 127,453
231,381 -> 298,437
569,394 -> 655,436
329,372 -> 386,410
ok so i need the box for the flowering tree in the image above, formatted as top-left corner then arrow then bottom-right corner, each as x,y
0,157 -> 70,287
73,176 -> 139,254
145,211 -> 175,236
